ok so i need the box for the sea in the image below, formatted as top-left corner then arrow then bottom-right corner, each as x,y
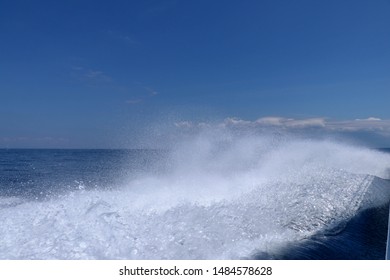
1,132 -> 390,260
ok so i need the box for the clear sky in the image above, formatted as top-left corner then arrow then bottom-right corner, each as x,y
1,0 -> 390,148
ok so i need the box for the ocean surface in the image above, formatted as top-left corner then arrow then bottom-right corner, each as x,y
1,133 -> 390,259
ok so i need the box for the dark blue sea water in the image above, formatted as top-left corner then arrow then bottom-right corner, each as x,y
1,134 -> 390,259
0,149 -> 166,199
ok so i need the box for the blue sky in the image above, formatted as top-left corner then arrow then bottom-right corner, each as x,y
1,0 -> 390,148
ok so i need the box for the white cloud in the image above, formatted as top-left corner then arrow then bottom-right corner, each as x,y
144,87 -> 159,96
71,66 -> 113,85
355,117 -> 382,121
255,117 -> 326,128
124,86 -> 159,105
84,70 -> 112,83
255,117 -> 285,126
222,117 -> 326,129
223,117 -> 252,126
327,119 -> 390,134
175,116 -> 390,136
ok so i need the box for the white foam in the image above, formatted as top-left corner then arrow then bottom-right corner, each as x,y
1,133 -> 390,259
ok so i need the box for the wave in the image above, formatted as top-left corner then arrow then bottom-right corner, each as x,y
1,132 -> 390,259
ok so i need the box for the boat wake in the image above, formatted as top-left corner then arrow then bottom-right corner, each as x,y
1,131 -> 390,259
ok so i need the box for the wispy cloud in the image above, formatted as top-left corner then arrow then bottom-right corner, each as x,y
124,85 -> 159,105
144,86 -> 159,96
355,117 -> 382,121
327,118 -> 390,134
246,117 -> 325,128
221,117 -> 327,129
102,29 -> 139,46
84,70 -> 113,83
175,116 -> 390,136
71,66 -> 113,85
70,65 -> 159,105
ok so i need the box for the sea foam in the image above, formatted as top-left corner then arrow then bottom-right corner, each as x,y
1,131 -> 390,259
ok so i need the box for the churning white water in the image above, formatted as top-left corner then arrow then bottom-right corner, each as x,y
1,131 -> 390,259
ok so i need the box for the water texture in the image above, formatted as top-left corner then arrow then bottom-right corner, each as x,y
1,132 -> 390,259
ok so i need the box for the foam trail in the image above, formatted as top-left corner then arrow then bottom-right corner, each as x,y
1,132 -> 390,259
